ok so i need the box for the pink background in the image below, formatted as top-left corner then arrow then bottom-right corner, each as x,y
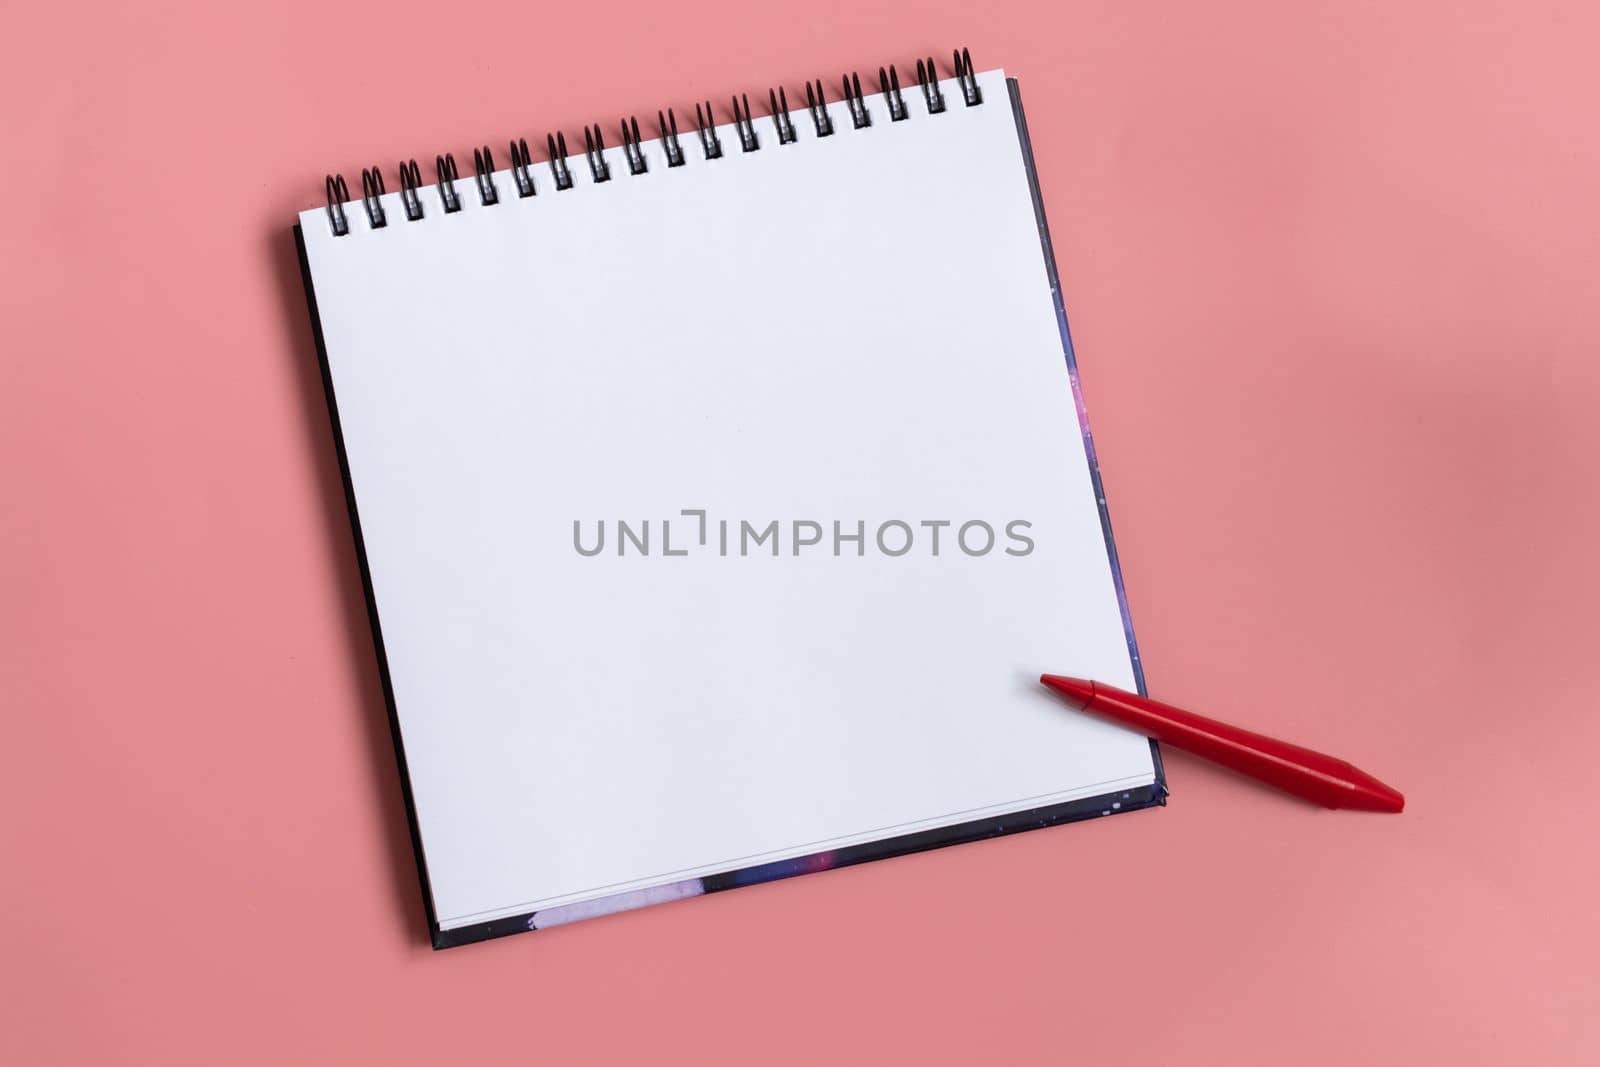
3,0 -> 1597,1062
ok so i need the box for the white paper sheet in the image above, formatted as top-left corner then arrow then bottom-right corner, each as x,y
300,70 -> 1155,929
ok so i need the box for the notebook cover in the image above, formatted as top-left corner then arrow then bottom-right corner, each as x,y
293,75 -> 1166,950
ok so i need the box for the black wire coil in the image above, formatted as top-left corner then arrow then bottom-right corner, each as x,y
322,49 -> 984,235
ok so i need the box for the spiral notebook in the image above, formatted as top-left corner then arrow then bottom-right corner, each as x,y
295,52 -> 1165,949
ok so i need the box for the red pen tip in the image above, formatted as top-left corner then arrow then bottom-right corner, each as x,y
1339,768 -> 1406,813
1039,674 -> 1096,710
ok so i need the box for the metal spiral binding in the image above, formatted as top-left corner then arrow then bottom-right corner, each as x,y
915,58 -> 946,113
953,47 -> 981,106
879,67 -> 907,121
321,48 -> 983,235
435,154 -> 461,213
583,126 -> 611,182
399,159 -> 424,219
841,73 -> 871,129
546,132 -> 574,190
769,88 -> 797,144
731,94 -> 759,152
509,139 -> 536,197
620,117 -> 648,175
472,147 -> 499,205
360,168 -> 386,228
324,174 -> 349,236
693,101 -> 723,160
657,110 -> 685,167
804,80 -> 834,137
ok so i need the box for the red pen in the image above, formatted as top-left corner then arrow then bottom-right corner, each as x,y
1039,675 -> 1404,812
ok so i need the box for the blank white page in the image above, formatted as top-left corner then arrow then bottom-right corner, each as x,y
300,70 -> 1156,931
